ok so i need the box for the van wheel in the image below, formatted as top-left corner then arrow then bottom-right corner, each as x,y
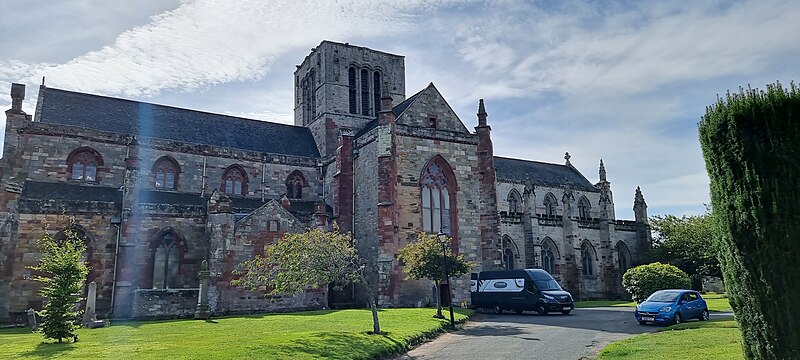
493,305 -> 502,314
536,306 -> 547,316
515,309 -> 523,314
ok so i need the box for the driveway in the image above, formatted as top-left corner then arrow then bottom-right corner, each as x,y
395,307 -> 733,360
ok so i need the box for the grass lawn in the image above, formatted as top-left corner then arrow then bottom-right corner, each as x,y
598,319 -> 743,360
0,308 -> 471,359
575,293 -> 732,312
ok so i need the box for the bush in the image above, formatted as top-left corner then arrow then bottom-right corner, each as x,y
622,262 -> 690,302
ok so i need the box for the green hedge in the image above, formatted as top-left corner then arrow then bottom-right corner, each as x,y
622,262 -> 690,302
699,81 -> 800,359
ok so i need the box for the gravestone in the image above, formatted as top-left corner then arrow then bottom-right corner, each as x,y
82,281 -> 108,328
195,260 -> 211,320
26,308 -> 37,331
83,281 -> 97,324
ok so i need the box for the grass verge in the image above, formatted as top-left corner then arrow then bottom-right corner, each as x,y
575,292 -> 731,312
598,319 -> 742,360
0,308 -> 471,359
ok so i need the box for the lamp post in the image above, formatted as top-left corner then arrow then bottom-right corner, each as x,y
438,230 -> 456,330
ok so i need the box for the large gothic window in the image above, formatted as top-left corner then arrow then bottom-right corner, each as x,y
221,165 -> 248,196
581,241 -> 596,276
507,189 -> 522,213
285,170 -> 307,199
150,228 -> 187,289
55,225 -> 93,281
617,241 -> 631,274
373,71 -> 382,113
420,157 -> 455,235
541,237 -> 557,275
360,69 -> 370,116
543,193 -> 558,217
67,147 -> 103,182
348,67 -> 357,114
578,196 -> 591,219
152,156 -> 180,190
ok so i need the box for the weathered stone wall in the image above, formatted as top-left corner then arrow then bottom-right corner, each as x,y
11,122 -> 322,201
391,127 -> 482,307
131,288 -> 198,319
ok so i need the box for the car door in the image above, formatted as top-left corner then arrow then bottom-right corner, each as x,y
679,292 -> 692,316
688,292 -> 702,317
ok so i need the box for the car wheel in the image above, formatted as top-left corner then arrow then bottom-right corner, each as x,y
561,310 -> 571,315
700,309 -> 709,321
493,305 -> 503,314
673,313 -> 682,325
536,306 -> 547,316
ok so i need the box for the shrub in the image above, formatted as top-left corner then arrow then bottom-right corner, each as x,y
699,81 -> 800,359
622,262 -> 690,302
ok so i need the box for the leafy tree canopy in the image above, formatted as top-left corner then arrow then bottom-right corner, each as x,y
29,227 -> 89,343
649,212 -> 720,284
398,232 -> 471,283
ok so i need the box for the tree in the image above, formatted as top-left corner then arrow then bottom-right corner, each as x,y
232,228 -> 384,334
397,233 -> 472,318
29,228 -> 89,343
622,262 -> 690,303
649,212 -> 720,290
699,81 -> 800,359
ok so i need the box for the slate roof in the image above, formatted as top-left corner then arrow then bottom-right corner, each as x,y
355,87 -> 426,138
22,181 -> 122,203
494,156 -> 598,192
36,87 -> 320,158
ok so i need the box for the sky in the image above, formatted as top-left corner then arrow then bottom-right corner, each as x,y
1,0 -> 798,220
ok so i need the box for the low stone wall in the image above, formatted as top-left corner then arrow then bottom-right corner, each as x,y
131,289 -> 199,320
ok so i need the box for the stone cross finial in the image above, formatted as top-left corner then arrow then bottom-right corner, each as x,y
634,186 -> 646,207
564,152 -> 571,166
599,159 -> 607,182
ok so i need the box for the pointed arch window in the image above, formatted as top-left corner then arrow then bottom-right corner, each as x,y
502,235 -> 518,270
150,228 -> 187,289
617,241 -> 631,274
503,249 -> 514,270
153,156 -> 180,190
541,238 -> 557,275
55,225 -> 94,281
578,196 -> 591,219
221,165 -> 248,196
360,69 -> 370,116
285,170 -> 307,199
420,157 -> 456,235
507,189 -> 522,213
67,147 -> 103,182
348,67 -> 357,114
543,193 -> 558,217
373,71 -> 382,113
581,242 -> 596,276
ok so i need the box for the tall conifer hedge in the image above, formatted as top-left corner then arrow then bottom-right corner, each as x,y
699,81 -> 799,360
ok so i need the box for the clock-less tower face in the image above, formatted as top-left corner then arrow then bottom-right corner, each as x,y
294,41 -> 406,158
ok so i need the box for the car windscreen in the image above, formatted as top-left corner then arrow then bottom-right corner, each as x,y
535,280 -> 561,291
646,291 -> 680,302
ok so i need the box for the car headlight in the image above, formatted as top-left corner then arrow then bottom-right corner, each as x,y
543,294 -> 555,300
660,306 -> 672,313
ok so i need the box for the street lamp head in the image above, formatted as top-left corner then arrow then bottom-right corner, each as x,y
437,229 -> 446,238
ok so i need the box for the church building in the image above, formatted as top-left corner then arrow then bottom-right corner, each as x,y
0,41 -> 651,323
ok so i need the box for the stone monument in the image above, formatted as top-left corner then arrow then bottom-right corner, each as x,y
195,260 -> 211,320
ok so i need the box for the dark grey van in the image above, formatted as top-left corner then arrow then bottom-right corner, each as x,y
470,269 -> 574,315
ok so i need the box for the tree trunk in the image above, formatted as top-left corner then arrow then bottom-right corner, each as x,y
434,280 -> 443,318
369,295 -> 381,335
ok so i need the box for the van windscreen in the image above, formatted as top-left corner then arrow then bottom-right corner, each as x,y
535,279 -> 561,291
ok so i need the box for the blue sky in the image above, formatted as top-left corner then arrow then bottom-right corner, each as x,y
1,0 -> 798,219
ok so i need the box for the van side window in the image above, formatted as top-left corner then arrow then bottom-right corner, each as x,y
493,281 -> 508,289
525,281 -> 537,293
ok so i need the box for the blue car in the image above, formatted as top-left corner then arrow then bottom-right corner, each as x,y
634,289 -> 710,325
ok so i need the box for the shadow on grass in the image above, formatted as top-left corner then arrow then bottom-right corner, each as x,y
20,341 -> 77,358
273,331 -> 407,360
